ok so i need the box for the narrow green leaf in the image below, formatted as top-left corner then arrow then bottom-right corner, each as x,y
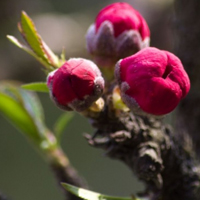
7,35 -> 51,69
20,12 -> 49,62
19,11 -> 59,68
7,35 -> 38,58
21,82 -> 49,93
42,41 -> 60,67
60,48 -> 66,65
62,183 -> 101,200
61,183 -> 145,200
54,113 -> 74,140
0,82 -> 47,143
7,35 -> 29,50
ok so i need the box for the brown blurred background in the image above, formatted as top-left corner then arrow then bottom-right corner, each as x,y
0,0 -> 174,200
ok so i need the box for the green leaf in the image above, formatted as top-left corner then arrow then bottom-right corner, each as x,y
20,12 -> 49,63
0,92 -> 40,141
21,82 -> 49,93
7,35 -> 51,69
7,35 -> 32,52
60,48 -> 66,64
8,11 -> 62,71
42,40 -> 60,67
54,113 -> 74,141
0,82 -> 47,144
19,11 -> 59,68
61,183 -> 146,200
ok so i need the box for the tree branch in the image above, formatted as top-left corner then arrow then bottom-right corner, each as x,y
84,99 -> 200,200
48,2 -> 200,198
44,133 -> 87,200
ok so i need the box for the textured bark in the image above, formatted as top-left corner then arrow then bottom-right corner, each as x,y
174,0 -> 200,155
84,96 -> 200,200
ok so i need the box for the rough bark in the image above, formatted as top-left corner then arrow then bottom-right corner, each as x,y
84,95 -> 200,200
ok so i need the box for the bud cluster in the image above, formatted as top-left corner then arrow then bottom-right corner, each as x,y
47,2 -> 190,117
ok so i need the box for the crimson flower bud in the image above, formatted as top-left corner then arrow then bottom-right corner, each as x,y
86,2 -> 150,68
115,47 -> 190,116
47,58 -> 105,112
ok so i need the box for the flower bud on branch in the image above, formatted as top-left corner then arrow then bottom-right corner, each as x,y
47,58 -> 105,112
86,2 -> 150,70
115,47 -> 190,116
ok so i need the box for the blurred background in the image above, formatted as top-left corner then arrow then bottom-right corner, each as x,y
0,0 -> 174,200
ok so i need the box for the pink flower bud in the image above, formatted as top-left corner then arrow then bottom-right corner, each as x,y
115,47 -> 190,116
47,58 -> 105,112
86,2 -> 150,67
